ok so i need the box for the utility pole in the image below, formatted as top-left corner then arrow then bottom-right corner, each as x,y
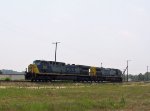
147,66 -> 149,81
52,42 -> 60,63
127,60 -> 131,82
101,62 -> 102,68
123,68 -> 127,82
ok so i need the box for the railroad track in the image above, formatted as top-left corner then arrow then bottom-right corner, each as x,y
0,80 -> 122,83
0,80 -> 31,83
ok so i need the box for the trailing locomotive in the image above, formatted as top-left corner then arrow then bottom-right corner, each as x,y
25,60 -> 123,82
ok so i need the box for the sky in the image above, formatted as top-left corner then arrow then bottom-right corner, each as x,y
0,0 -> 150,74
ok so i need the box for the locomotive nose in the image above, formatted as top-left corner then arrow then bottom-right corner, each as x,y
28,64 -> 39,73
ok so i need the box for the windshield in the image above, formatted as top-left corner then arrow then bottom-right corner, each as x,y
33,60 -> 41,65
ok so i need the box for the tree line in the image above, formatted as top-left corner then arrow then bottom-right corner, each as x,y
123,72 -> 150,82
0,70 -> 2,74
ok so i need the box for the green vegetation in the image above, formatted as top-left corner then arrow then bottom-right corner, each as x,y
123,72 -> 150,81
0,77 -> 11,81
130,72 -> 150,81
0,82 -> 150,111
0,70 -> 2,74
4,77 -> 11,81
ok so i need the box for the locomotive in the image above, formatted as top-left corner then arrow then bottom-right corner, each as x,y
25,60 -> 123,82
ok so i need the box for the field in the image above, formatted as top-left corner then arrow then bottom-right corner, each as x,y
0,82 -> 150,111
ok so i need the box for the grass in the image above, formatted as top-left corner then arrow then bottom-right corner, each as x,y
0,82 -> 150,111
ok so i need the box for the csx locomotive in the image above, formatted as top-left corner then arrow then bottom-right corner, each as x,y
25,60 -> 123,82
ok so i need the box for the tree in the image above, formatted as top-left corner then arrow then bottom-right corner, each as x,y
138,73 -> 145,81
144,72 -> 150,81
0,70 -> 2,74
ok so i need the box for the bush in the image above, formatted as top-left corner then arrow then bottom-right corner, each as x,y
4,77 -> 11,81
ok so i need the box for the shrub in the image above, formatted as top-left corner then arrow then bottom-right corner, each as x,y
4,77 -> 11,81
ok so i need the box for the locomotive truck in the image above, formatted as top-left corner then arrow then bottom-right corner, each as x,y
25,60 -> 123,82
